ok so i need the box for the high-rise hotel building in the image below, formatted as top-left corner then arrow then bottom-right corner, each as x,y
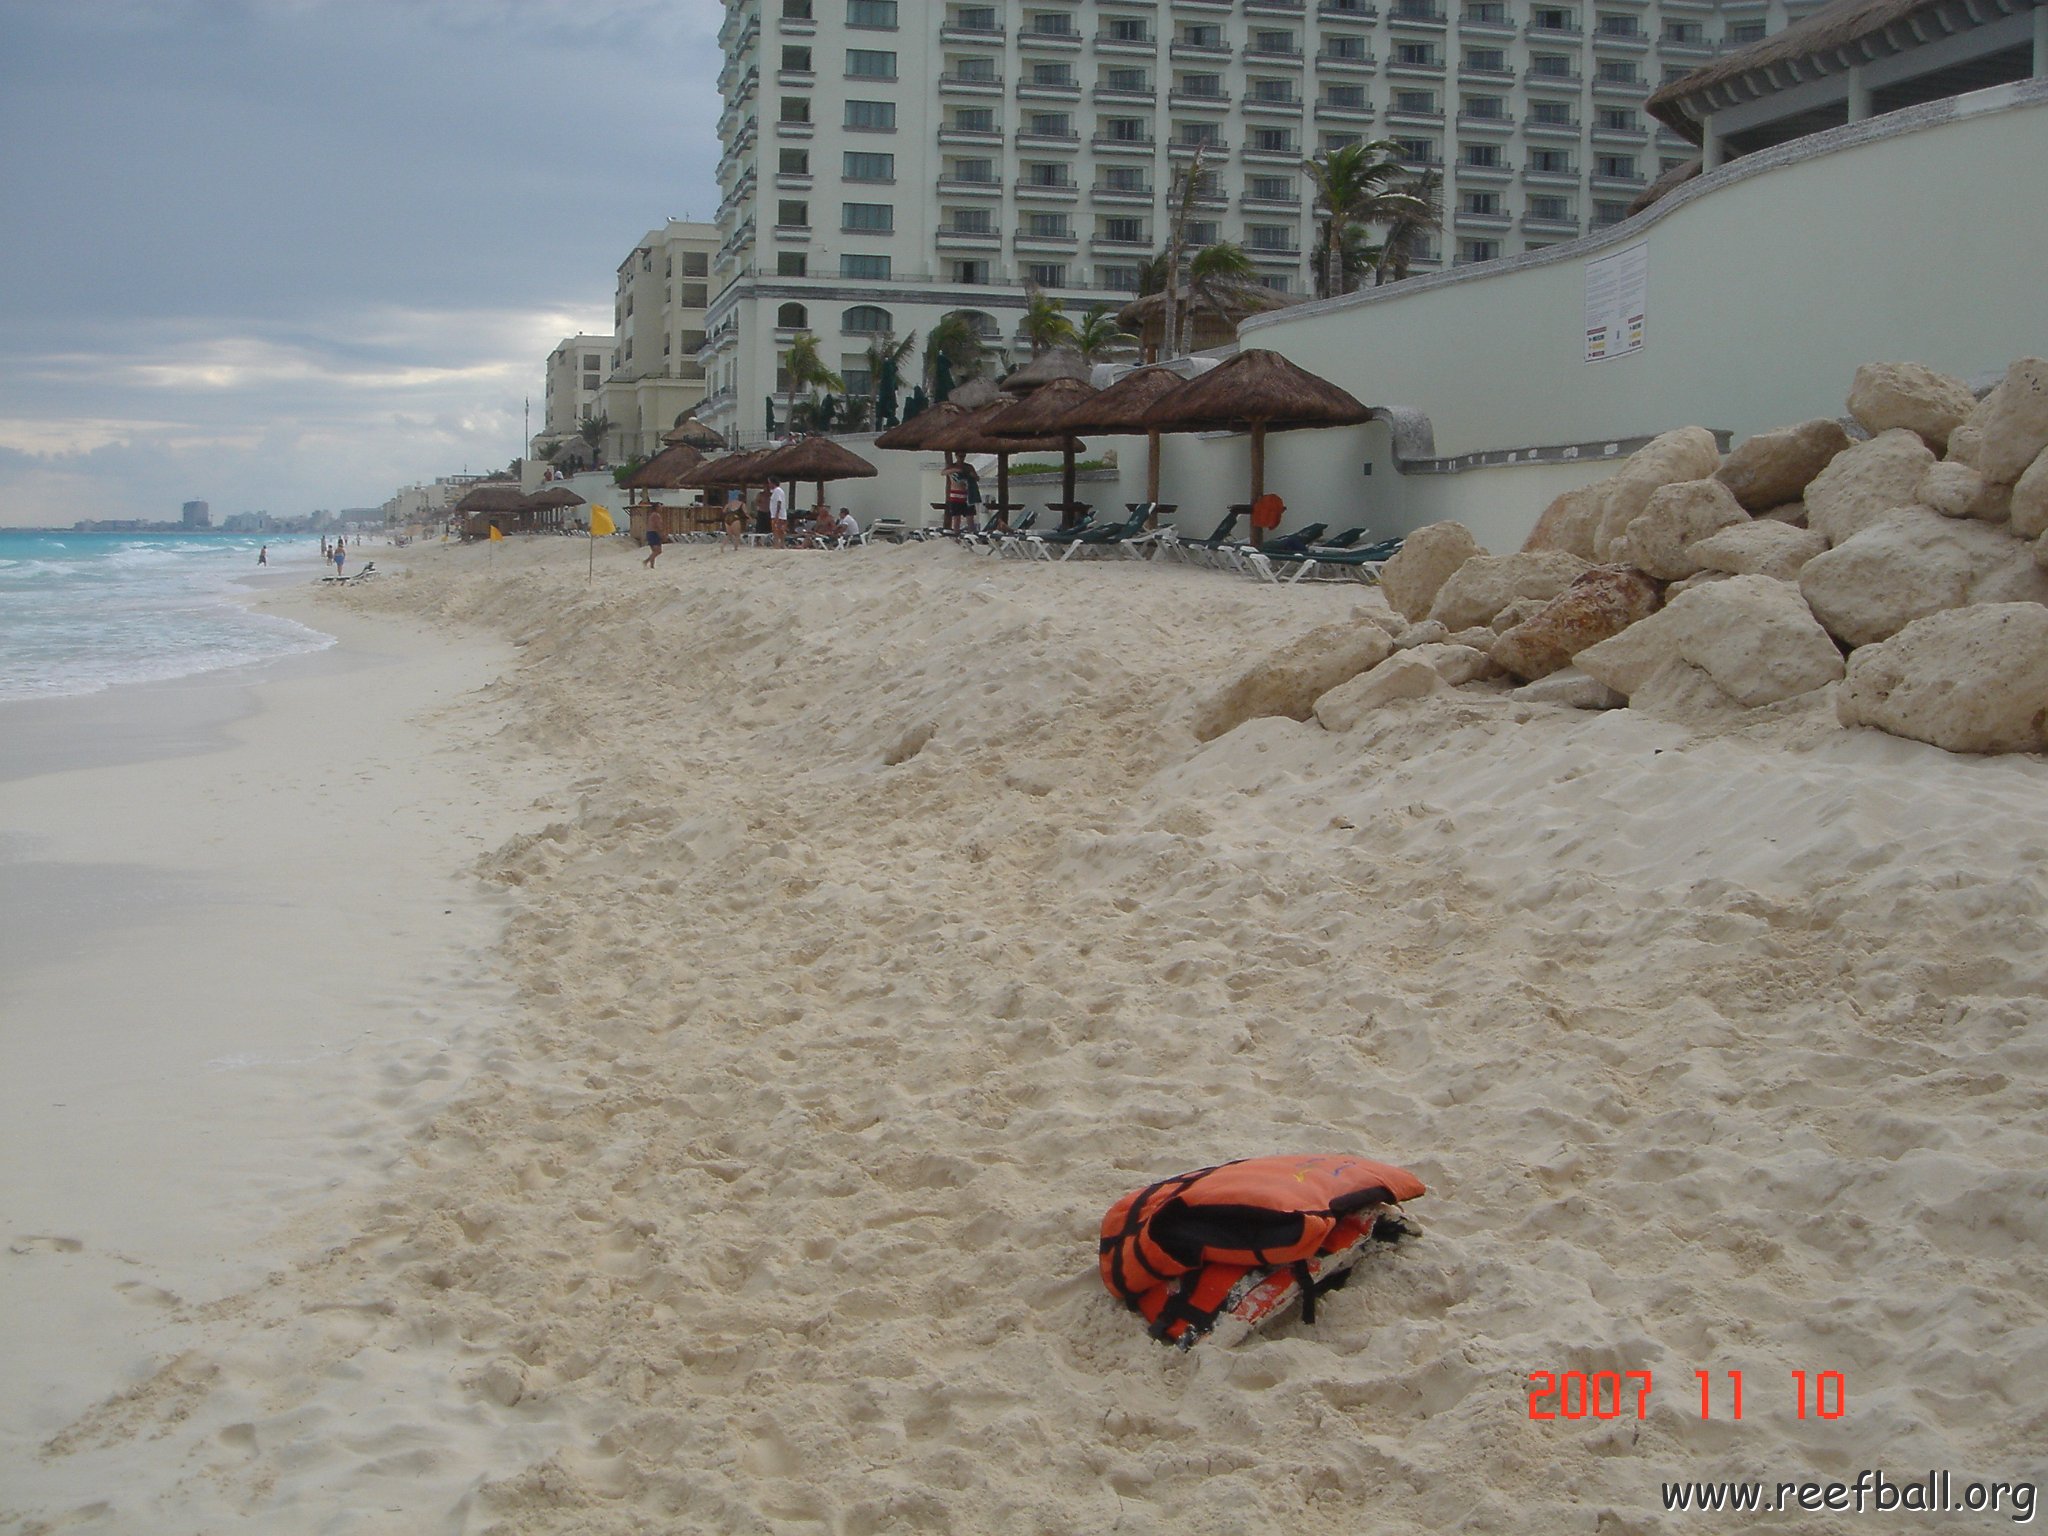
698,0 -> 1818,442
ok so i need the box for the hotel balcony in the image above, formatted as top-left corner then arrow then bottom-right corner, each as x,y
1458,10 -> 1518,36
777,8 -> 815,34
1386,4 -> 1448,26
1453,207 -> 1513,230
1456,157 -> 1515,180
1016,126 -> 1082,147
1591,26 -> 1652,52
1386,56 -> 1446,79
1524,67 -> 1583,87
1091,132 -> 1158,154
1384,106 -> 1445,127
1318,0 -> 1378,15
1241,139 -> 1301,162
1243,42 -> 1305,65
1018,79 -> 1084,101
1458,62 -> 1517,82
1089,235 -> 1153,255
1521,164 -> 1581,185
1169,41 -> 1232,62
1015,177 -> 1081,200
1092,84 -> 1158,104
1247,242 -> 1303,260
775,118 -> 815,138
939,22 -> 1005,43
939,72 -> 1004,95
1092,180 -> 1155,202
1243,92 -> 1306,115
1013,230 -> 1081,253
1168,136 -> 1229,157
1093,31 -> 1159,55
1315,98 -> 1376,120
1520,212 -> 1581,235
1169,87 -> 1232,109
1523,113 -> 1581,135
1314,48 -> 1378,70
1018,26 -> 1083,50
1456,109 -> 1514,133
772,223 -> 811,241
937,125 -> 1004,146
1246,0 -> 1306,12
774,172 -> 813,191
1591,75 -> 1652,98
1591,123 -> 1651,144
937,224 -> 1003,249
1524,19 -> 1582,38
936,175 -> 1002,196
1589,169 -> 1648,190
776,67 -> 812,87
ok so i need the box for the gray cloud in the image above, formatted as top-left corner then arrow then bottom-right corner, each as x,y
0,0 -> 724,524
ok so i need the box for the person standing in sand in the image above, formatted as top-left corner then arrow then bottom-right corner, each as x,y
643,508 -> 665,569
768,481 -> 788,548
333,541 -> 346,578
257,545 -> 267,565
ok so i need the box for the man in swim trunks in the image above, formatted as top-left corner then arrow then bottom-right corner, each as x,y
642,508 -> 665,567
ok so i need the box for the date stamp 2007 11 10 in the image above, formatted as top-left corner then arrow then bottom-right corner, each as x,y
1527,1370 -> 1848,1422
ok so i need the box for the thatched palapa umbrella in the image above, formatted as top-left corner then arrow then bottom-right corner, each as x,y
921,404 -> 1078,526
1138,349 -> 1370,540
1046,364 -> 1188,506
526,485 -> 586,532
980,376 -> 1101,524
454,482 -> 530,539
665,415 -> 726,450
872,400 -> 973,453
751,435 -> 878,516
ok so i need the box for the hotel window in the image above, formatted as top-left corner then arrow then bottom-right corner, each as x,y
1251,78 -> 1297,102
1032,62 -> 1077,86
1181,23 -> 1223,47
1594,199 -> 1631,223
843,202 -> 894,232
1530,100 -> 1573,124
1597,107 -> 1638,131
1528,194 -> 1570,220
779,147 -> 810,174
680,284 -> 707,306
847,49 -> 897,77
953,5 -> 996,28
847,0 -> 896,27
683,253 -> 706,276
1100,264 -> 1141,292
1026,262 -> 1066,287
1029,11 -> 1076,35
1462,143 -> 1502,167
954,56 -> 997,80
777,200 -> 810,226
1323,34 -> 1368,59
1248,174 -> 1293,200
844,151 -> 894,180
1394,135 -> 1437,164
1251,30 -> 1297,54
949,156 -> 995,181
1596,59 -> 1639,83
1107,16 -> 1151,42
951,259 -> 991,283
1258,274 -> 1293,293
843,305 -> 892,333
1529,53 -> 1573,77
1465,48 -> 1506,71
1179,72 -> 1223,97
1465,94 -> 1505,119
1179,122 -> 1221,146
1251,127 -> 1296,152
840,253 -> 892,278
780,97 -> 810,123
1664,21 -> 1705,43
777,252 -> 808,275
1026,212 -> 1072,237
1461,191 -> 1501,214
1595,13 -> 1641,37
1597,152 -> 1637,178
953,107 -> 996,131
1394,88 -> 1436,112
1459,239 -> 1499,262
1727,20 -> 1767,42
1027,112 -> 1073,136
777,302 -> 808,328
1104,67 -> 1148,91
1529,147 -> 1574,172
847,99 -> 897,130
1247,224 -> 1293,251
1101,216 -> 1146,243
1102,116 -> 1147,141
1026,162 -> 1071,186
1185,220 -> 1220,245
1395,42 -> 1440,65
1326,84 -> 1367,108
1531,5 -> 1574,27
948,207 -> 994,232
1466,1 -> 1508,20
782,46 -> 812,71
1101,165 -> 1148,190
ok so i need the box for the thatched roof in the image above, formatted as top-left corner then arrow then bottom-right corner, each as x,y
1645,0 -> 2003,140
1115,283 -> 1300,352
1139,348 -> 1371,433
1628,155 -> 1703,215
752,436 -> 878,482
948,376 -> 1006,410
664,415 -> 725,449
874,401 -> 975,450
454,484 -> 530,513
527,486 -> 586,508
1000,347 -> 1093,393
981,377 -> 1101,438
923,402 -> 1078,455
1045,365 -> 1188,434
618,442 -> 707,489
682,447 -> 776,489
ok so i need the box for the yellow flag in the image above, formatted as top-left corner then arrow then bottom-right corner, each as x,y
487,525 -> 504,542
589,504 -> 616,538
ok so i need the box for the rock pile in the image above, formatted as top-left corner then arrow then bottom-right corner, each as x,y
1298,357 -> 2048,754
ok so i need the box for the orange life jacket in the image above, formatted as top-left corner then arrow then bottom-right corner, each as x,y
1099,1154 -> 1425,1345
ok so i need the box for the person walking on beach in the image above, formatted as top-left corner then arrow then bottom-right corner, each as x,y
257,545 -> 267,566
768,480 -> 788,548
943,462 -> 970,535
333,541 -> 346,578
643,508 -> 665,568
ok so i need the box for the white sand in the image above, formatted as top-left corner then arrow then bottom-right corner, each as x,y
6,536 -> 2045,1534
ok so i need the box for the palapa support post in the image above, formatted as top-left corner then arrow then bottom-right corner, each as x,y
1249,426 -> 1267,546
1146,429 -> 1162,511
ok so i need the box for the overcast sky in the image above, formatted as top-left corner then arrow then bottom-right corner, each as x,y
0,0 -> 725,527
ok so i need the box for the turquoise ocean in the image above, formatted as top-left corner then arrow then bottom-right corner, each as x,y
0,531 -> 337,703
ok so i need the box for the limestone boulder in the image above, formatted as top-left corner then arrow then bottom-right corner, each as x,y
1612,477 -> 1749,579
1380,522 -> 1484,622
1797,506 -> 2048,648
1846,361 -> 1977,451
1804,428 -> 1937,545
1590,427 -> 1724,558
1576,574 -> 1843,706
1393,619 -> 1449,649
1444,626 -> 1500,651
1312,651 -> 1447,731
2011,449 -> 2048,541
1522,482 -> 1608,560
1427,550 -> 1592,631
1666,570 -> 1735,597
1757,500 -> 1810,527
1838,603 -> 2048,754
1688,519 -> 1829,582
1509,666 -> 1626,710
1491,564 -> 1662,681
1490,596 -> 1553,633
1919,461 -> 2012,522
1192,620 -> 1395,740
1971,358 -> 2048,484
1714,419 -> 1851,510
1408,641 -> 1502,686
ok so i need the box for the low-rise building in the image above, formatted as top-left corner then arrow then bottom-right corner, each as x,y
594,220 -> 720,465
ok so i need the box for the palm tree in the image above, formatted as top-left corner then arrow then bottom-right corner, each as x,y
1019,290 -> 1077,357
1181,242 -> 1257,356
864,330 -> 917,427
1073,306 -> 1137,362
576,413 -> 610,466
923,312 -> 985,391
1159,146 -> 1207,359
1303,139 -> 1429,300
782,332 -> 843,427
1310,219 -> 1384,299
1374,168 -> 1444,285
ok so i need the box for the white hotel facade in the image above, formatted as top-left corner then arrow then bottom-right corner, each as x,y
697,0 -> 1819,443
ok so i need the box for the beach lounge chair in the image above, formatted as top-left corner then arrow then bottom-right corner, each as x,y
1060,504 -> 1155,560
1258,535 -> 1404,585
320,561 -> 375,585
1022,509 -> 1097,560
992,507 -> 1042,558
1116,504 -> 1181,559
1177,508 -> 1248,569
1237,525 -> 1330,583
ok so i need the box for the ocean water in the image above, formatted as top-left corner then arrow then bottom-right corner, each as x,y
0,531 -> 338,702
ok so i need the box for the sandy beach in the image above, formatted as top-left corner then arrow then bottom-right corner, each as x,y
5,535 -> 2045,1533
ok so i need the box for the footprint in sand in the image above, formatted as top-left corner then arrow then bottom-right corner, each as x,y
10,1234 -> 84,1255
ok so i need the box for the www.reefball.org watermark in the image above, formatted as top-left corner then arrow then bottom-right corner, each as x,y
1659,1470 -> 2036,1521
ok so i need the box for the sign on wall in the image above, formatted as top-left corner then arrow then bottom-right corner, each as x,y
1584,242 -> 1648,363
